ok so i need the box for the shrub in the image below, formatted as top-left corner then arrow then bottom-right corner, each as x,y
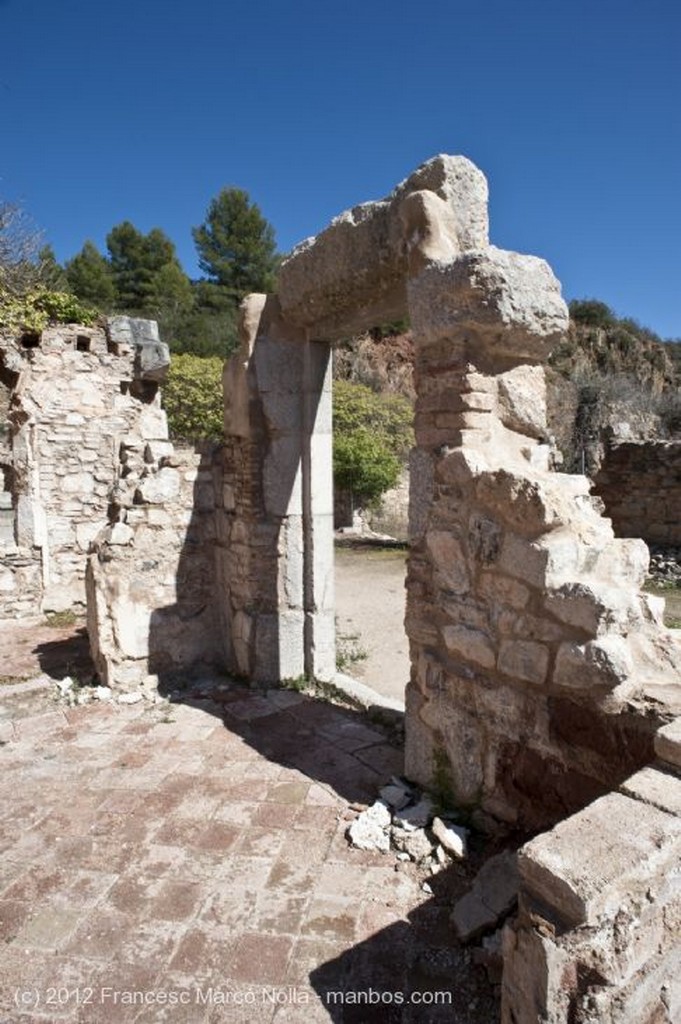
0,287 -> 98,332
332,380 -> 413,506
333,428 -> 401,505
163,353 -> 224,441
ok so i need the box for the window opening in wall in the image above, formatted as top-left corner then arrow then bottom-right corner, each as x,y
120,381 -> 131,395
76,335 -> 91,352
20,332 -> 41,349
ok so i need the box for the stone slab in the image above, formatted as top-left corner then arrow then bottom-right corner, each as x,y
518,792 -> 681,927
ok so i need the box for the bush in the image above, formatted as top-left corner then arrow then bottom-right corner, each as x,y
0,287 -> 98,332
333,428 -> 401,505
163,353 -> 224,441
333,380 -> 413,505
568,299 -> 616,329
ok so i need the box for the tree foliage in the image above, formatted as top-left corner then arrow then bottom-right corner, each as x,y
568,299 -> 617,329
332,380 -> 413,504
106,222 -> 182,314
162,353 -> 224,441
66,241 -> 117,311
193,188 -> 278,302
0,201 -> 44,295
333,429 -> 401,504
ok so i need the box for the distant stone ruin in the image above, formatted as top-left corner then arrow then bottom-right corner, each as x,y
1,156 -> 679,1022
593,438 -> 681,547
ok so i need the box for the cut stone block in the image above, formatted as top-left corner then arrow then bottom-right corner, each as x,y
518,792 -> 681,928
655,719 -> 681,770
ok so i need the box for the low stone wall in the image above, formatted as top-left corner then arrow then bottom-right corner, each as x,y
87,440 -> 222,690
0,545 -> 42,619
592,439 -> 681,546
503,718 -> 681,1024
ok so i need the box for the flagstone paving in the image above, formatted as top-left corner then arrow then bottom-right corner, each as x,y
0,671 -> 500,1023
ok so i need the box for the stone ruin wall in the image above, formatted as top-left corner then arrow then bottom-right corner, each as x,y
222,156 -> 680,1023
0,320 -> 157,618
592,438 -> 681,547
0,321 -> 220,694
1,157 -> 678,1022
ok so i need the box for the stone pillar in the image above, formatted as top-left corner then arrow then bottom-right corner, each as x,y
302,338 -> 336,681
404,248 -> 681,828
220,295 -> 334,683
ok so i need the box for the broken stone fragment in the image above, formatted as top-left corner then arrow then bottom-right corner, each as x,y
393,794 -> 436,830
451,850 -> 519,942
379,779 -> 413,810
432,816 -> 469,859
134,468 -> 180,505
117,691 -> 144,705
391,825 -> 434,862
347,800 -> 391,852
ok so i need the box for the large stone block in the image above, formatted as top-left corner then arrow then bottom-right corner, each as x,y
277,154 -> 489,339
408,246 -> 569,370
518,792 -> 681,927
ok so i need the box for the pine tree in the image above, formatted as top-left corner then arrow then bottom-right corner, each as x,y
192,188 -> 278,303
107,222 -> 180,312
37,245 -> 69,292
65,241 -> 116,311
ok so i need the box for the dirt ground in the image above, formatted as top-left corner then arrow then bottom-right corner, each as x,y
334,545 -> 410,705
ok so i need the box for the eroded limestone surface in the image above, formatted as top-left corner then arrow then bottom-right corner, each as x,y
0,320 -> 170,615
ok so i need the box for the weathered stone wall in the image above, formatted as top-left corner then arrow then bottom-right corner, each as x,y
503,719 -> 681,1024
592,439 -> 681,546
0,321 -> 165,615
403,251 -> 680,830
87,439 -> 221,690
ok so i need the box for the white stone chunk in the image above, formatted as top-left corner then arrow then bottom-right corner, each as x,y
432,817 -> 469,859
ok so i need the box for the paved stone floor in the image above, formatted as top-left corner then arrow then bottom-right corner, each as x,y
0,666 -> 499,1023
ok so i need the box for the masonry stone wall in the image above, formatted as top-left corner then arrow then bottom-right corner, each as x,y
0,321 -> 163,615
218,155 -> 680,1023
592,439 -> 681,546
503,723 -> 681,1023
86,438 -> 221,690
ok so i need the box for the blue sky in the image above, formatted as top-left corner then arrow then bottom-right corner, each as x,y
1,0 -> 680,337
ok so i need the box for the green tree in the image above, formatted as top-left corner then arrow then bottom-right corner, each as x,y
37,245 -> 69,292
192,188 -> 278,302
173,280 -> 239,358
106,222 -> 183,313
148,261 -> 195,347
332,381 -> 413,506
65,241 -> 117,311
162,353 -> 224,441
333,429 -> 401,505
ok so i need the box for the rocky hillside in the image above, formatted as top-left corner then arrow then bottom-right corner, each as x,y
334,303 -> 681,476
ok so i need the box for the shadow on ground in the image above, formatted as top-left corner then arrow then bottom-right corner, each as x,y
159,674 -> 404,807
33,626 -> 95,682
156,675 -> 502,1022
